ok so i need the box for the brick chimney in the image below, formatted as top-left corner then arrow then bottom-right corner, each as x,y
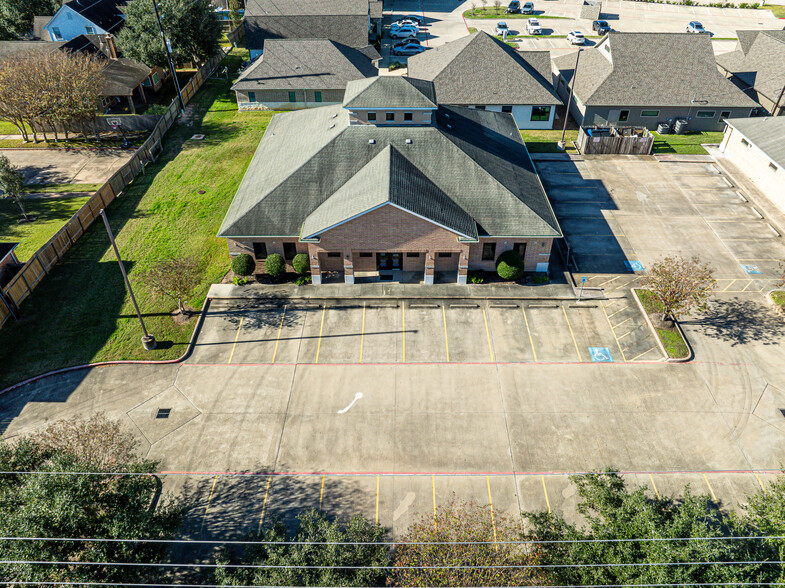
105,34 -> 118,59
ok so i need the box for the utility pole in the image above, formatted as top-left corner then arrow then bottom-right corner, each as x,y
151,0 -> 185,114
100,209 -> 157,350
558,47 -> 582,151
772,84 -> 785,117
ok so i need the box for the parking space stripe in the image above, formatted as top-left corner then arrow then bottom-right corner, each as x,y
649,474 -> 660,499
541,475 -> 551,514
486,476 -> 498,548
199,475 -> 218,536
375,475 -> 380,525
602,302 -> 627,362
271,306 -> 286,363
257,475 -> 272,533
607,305 -> 631,319
482,307 -> 494,362
314,305 -> 326,364
319,475 -> 325,510
741,280 -> 753,292
401,305 -> 406,363
754,472 -> 767,493
630,346 -> 658,362
359,303 -> 366,363
227,317 -> 244,364
562,306 -> 582,362
703,473 -> 717,502
521,305 -> 537,362
442,305 -> 450,362
722,279 -> 737,292
432,474 -> 437,529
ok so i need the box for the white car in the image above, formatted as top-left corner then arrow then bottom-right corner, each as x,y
393,17 -> 420,27
566,31 -> 585,44
390,24 -> 419,39
495,21 -> 510,36
526,18 -> 542,34
686,21 -> 706,33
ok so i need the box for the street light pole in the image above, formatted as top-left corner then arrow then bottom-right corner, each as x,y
151,0 -> 185,114
99,209 -> 157,350
558,47 -> 582,151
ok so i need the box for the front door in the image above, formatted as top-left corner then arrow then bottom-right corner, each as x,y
377,252 -> 402,270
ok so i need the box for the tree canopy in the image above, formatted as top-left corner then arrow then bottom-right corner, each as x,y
0,0 -> 61,41
641,255 -> 715,320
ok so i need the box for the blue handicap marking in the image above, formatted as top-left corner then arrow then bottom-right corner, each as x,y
625,260 -> 644,272
741,264 -> 761,274
581,276 -> 587,283
588,347 -> 613,363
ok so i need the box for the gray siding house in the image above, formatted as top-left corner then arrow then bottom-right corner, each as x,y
552,33 -> 759,132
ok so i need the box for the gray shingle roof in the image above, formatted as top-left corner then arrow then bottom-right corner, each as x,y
245,0 -> 367,16
369,0 -> 383,19
33,16 -> 52,40
343,76 -> 437,108
407,32 -> 561,106
244,14 -> 369,51
61,0 -> 125,33
218,104 -> 561,239
0,40 -> 63,56
553,33 -> 759,108
716,30 -> 785,104
232,39 -> 377,91
99,57 -> 150,95
725,116 -> 785,170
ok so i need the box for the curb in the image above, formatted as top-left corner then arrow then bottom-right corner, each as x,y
0,296 -> 212,397
631,287 -> 693,363
630,288 -> 669,361
765,289 -> 785,320
670,319 -> 694,363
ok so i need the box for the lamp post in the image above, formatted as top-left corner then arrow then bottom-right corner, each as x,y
100,209 -> 156,350
558,47 -> 582,151
151,0 -> 185,114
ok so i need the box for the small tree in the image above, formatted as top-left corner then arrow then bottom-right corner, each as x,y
265,253 -> 285,278
494,0 -> 502,11
228,0 -> 243,28
496,249 -> 524,280
231,253 -> 255,278
0,154 -> 27,221
292,253 -> 309,275
641,255 -> 715,321
143,255 -> 201,315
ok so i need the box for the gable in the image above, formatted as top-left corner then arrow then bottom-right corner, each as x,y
45,5 -> 108,40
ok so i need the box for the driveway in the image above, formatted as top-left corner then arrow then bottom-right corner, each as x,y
0,148 -> 134,186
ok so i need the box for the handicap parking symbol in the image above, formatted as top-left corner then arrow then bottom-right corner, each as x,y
625,260 -> 644,272
588,347 -> 613,363
741,264 -> 761,275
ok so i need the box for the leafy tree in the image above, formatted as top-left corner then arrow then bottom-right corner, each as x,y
391,497 -> 544,587
228,0 -> 243,28
214,509 -> 388,586
0,154 -> 28,221
231,253 -> 255,277
0,0 -> 61,41
265,253 -> 285,278
117,0 -> 221,69
641,256 -> 715,321
744,475 -> 785,583
495,249 -> 524,280
142,255 -> 201,314
292,253 -> 309,275
0,414 -> 184,585
524,471 -> 778,587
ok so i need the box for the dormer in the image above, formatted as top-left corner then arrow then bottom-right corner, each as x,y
343,76 -> 438,126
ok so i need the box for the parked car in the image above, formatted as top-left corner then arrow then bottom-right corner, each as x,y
392,38 -> 421,48
400,14 -> 423,26
393,17 -> 420,27
495,21 -> 510,35
506,0 -> 521,13
390,24 -> 419,38
526,17 -> 542,34
686,21 -> 706,33
391,42 -> 426,56
566,30 -> 585,44
592,19 -> 610,33
521,1 -> 534,14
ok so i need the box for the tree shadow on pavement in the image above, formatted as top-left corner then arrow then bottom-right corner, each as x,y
682,297 -> 785,347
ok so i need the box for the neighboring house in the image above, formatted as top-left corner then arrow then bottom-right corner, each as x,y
720,117 -> 785,213
244,0 -> 371,59
232,39 -> 378,111
218,77 -> 562,285
406,32 -> 562,130
32,16 -> 53,40
369,0 -> 383,38
44,0 -> 125,42
551,33 -> 759,131
0,243 -> 21,289
716,30 -> 785,117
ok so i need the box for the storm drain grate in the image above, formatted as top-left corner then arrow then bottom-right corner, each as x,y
156,408 -> 171,419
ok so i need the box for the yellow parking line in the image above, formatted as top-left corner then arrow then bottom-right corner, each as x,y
630,346 -> 658,362
375,475 -> 380,525
601,302 -> 627,362
607,305 -> 630,319
521,305 -> 537,362
359,303 -> 366,363
482,307 -> 494,362
486,476 -> 498,549
432,475 -> 437,529
754,472 -> 767,493
721,279 -> 736,292
702,473 -> 717,502
314,305 -> 326,364
649,474 -> 660,499
596,275 -> 622,288
562,306 -> 582,361
319,475 -> 325,510
227,317 -> 244,364
441,305 -> 450,362
541,475 -> 551,514
741,280 -> 754,292
257,475 -> 272,534
199,475 -> 218,535
271,306 -> 286,363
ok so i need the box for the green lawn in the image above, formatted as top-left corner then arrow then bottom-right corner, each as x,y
0,121 -> 31,135
771,291 -> 785,310
0,197 -> 91,261
762,4 -> 785,17
650,131 -> 725,155
520,129 -> 579,153
0,49 -> 275,389
635,289 -> 690,359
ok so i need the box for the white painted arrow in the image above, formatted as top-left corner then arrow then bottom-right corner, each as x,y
337,392 -> 363,414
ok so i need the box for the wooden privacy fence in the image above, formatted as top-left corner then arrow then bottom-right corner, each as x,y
577,126 -> 654,155
0,49 -> 229,328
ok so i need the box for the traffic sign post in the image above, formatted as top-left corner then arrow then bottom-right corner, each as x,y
578,275 -> 586,302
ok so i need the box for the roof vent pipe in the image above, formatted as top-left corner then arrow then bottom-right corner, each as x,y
368,139 -> 376,144
405,139 -> 412,144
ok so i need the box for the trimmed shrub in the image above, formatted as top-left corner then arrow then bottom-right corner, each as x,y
231,253 -> 255,277
495,250 -> 525,281
265,253 -> 285,277
292,253 -> 310,275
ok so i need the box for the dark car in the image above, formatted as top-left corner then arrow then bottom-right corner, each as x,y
392,38 -> 421,48
521,1 -> 534,14
592,20 -> 610,33
506,1 -> 521,13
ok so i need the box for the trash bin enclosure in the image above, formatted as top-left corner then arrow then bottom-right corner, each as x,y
577,126 -> 654,155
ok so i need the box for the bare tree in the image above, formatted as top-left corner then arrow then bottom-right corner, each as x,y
494,0 -> 502,11
0,154 -> 27,221
641,256 -> 715,322
142,256 -> 202,315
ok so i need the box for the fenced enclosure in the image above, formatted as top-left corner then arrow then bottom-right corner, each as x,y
0,49 -> 229,328
577,126 -> 654,155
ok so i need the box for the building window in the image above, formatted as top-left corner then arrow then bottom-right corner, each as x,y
283,243 -> 297,260
151,72 -> 159,85
741,138 -> 749,146
359,252 -> 373,257
404,112 -> 413,121
248,91 -> 256,102
51,27 -> 62,40
437,252 -> 452,258
619,110 -> 630,122
513,242 -> 527,258
770,162 -> 779,172
288,91 -> 296,102
406,252 -> 420,257
252,242 -> 267,259
327,251 -> 341,257
696,110 -> 716,118
482,242 -> 496,261
474,105 -> 486,110
386,112 -> 395,121
531,106 -> 551,121
502,105 -> 512,113
315,91 -> 322,102
720,110 -> 730,120
367,112 -> 376,121
640,110 -> 660,117
86,26 -> 95,34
